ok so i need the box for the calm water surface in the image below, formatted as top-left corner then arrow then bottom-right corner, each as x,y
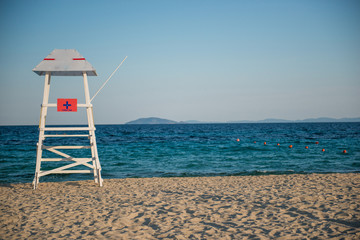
0,123 -> 359,183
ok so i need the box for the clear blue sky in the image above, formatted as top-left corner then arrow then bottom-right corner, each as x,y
0,0 -> 359,125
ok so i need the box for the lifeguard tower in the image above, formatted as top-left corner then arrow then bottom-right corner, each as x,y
32,49 -> 103,189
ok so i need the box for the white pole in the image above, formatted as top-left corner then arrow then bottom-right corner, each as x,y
84,72 -> 103,186
33,72 -> 51,189
90,56 -> 127,102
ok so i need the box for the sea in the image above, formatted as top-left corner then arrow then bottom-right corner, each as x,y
0,123 -> 359,184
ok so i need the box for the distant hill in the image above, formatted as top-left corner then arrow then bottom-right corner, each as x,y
125,117 -> 177,125
298,117 -> 360,123
125,117 -> 360,125
230,117 -> 360,123
179,120 -> 204,124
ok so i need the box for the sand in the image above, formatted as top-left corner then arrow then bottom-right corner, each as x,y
1,173 -> 359,239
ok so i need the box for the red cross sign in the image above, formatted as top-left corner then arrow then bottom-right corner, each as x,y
57,99 -> 77,112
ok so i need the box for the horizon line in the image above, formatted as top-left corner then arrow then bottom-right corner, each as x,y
1,116 -> 360,127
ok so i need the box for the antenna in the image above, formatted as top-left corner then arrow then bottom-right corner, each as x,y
90,56 -> 127,102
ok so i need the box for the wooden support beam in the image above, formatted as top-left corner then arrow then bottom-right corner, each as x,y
52,170 -> 93,174
42,127 -> 96,131
41,158 -> 93,162
38,158 -> 93,177
43,145 -> 91,150
44,134 -> 90,138
42,103 -> 91,108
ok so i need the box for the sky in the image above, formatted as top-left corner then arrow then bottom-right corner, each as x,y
0,0 -> 359,125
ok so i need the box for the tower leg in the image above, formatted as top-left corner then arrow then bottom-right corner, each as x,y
33,73 -> 51,189
83,72 -> 103,186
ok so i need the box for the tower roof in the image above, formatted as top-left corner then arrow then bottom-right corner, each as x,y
33,49 -> 97,76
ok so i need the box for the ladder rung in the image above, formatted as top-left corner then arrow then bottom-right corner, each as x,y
43,146 -> 91,150
40,170 -> 93,175
55,170 -> 93,174
42,127 -> 96,131
44,134 -> 90,138
41,158 -> 93,162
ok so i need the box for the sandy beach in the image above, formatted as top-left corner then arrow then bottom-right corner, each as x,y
1,173 -> 359,239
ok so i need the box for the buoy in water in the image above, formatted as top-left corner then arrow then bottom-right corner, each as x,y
289,145 -> 293,148
277,143 -> 280,146
305,146 -> 309,149
237,138 -> 240,142
322,149 -> 325,152
264,142 -> 267,145
343,150 -> 347,154
315,141 -> 319,144
254,141 -> 256,143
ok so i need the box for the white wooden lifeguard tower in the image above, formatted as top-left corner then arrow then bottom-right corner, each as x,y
32,49 -> 103,189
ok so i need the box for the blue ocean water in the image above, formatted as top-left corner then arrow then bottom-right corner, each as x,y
0,123 -> 359,183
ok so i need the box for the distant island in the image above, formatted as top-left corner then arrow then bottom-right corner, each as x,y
125,117 -> 360,125
125,117 -> 177,125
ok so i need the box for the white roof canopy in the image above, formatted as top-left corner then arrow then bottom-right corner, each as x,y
33,49 -> 97,76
